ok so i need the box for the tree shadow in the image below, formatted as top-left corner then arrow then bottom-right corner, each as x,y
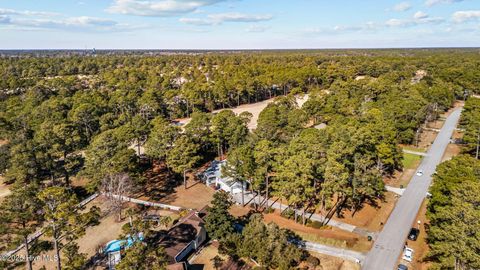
137,161 -> 182,202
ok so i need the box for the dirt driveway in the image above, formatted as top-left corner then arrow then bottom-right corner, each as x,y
176,94 -> 309,130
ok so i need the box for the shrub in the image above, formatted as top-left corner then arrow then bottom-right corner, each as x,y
281,208 -> 295,220
307,220 -> 324,229
306,255 -> 320,268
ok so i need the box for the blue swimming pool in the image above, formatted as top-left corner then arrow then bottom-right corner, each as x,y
104,233 -> 144,253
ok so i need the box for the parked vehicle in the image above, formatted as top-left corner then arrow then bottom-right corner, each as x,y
408,228 -> 420,241
398,264 -> 408,270
402,247 -> 414,262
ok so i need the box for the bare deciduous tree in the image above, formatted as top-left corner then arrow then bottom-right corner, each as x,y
101,173 -> 134,221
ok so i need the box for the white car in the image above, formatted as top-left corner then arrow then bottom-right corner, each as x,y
402,247 -> 414,262
416,170 -> 423,176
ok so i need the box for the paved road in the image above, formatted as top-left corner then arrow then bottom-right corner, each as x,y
362,107 -> 463,270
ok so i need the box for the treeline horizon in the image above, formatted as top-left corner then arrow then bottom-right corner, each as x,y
1,47 -> 480,58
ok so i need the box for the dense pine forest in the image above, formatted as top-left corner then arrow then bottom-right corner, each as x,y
0,49 -> 479,270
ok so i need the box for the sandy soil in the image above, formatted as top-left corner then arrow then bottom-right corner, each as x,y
157,180 -> 214,210
32,196 -> 178,270
264,212 -> 371,252
442,143 -> 462,162
385,166 -> 419,189
0,178 -> 11,201
190,242 -> 228,270
190,242 -> 360,270
309,252 -> 360,270
330,192 -> 398,233
138,162 -> 214,210
229,204 -> 252,217
32,197 -> 132,270
176,94 -> 309,130
140,178 -> 214,210
442,129 -> 463,162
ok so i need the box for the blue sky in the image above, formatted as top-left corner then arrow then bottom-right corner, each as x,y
0,0 -> 479,49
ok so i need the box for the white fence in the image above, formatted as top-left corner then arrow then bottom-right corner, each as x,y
101,193 -> 184,211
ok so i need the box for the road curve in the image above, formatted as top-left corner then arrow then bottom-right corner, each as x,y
362,107 -> 463,270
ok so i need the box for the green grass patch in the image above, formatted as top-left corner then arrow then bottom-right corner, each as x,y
402,152 -> 422,170
294,231 -> 348,249
402,145 -> 427,153
293,231 -> 370,253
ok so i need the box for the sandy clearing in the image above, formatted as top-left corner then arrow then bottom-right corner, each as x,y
0,178 -> 11,201
176,94 -> 309,131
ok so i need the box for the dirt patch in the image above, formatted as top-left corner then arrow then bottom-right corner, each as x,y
229,205 -> 251,217
385,167 -> 419,189
154,180 -> 214,210
330,192 -> 398,233
309,252 -> 360,270
417,129 -> 438,150
33,197 -> 131,269
264,212 -> 371,252
442,143 -> 462,162
138,162 -> 214,210
176,94 -> 309,131
0,179 -> 11,202
442,129 -> 463,162
190,242 -> 228,270
191,243 -> 360,270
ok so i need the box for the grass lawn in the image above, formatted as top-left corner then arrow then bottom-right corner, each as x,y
294,231 -> 371,253
402,152 -> 422,170
402,145 -> 427,153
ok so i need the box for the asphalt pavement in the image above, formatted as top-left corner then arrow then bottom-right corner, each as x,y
362,107 -> 463,270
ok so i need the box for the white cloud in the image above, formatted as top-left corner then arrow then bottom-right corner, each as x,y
303,22 -> 379,35
0,8 -> 137,32
393,2 -> 412,12
179,17 -> 214,25
180,12 -> 272,25
245,25 -> 268,33
11,16 -> 133,31
333,25 -> 363,32
0,8 -> 58,17
452,10 -> 480,22
414,11 -> 429,19
425,0 -> 464,7
386,18 -> 412,27
386,11 -> 444,27
208,13 -> 272,22
107,0 -> 227,16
